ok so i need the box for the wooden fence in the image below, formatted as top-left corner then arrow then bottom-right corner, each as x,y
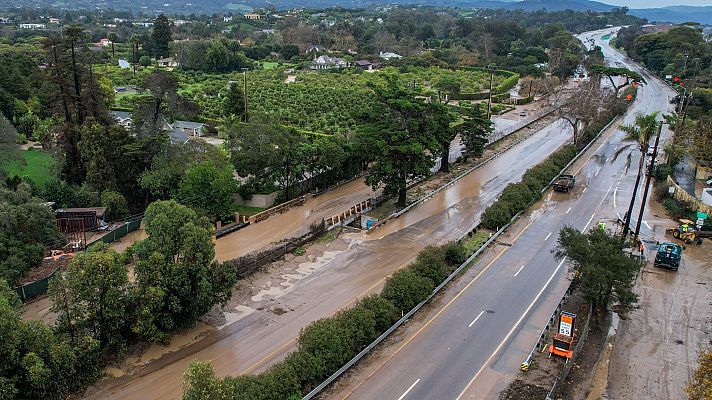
666,175 -> 712,215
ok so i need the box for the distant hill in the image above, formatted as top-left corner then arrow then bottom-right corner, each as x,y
503,0 -> 616,12
630,6 -> 712,25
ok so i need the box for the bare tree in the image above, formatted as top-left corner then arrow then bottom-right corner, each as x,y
556,81 -> 612,146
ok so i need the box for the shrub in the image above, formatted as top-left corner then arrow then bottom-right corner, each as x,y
499,183 -> 536,214
381,269 -> 433,312
356,295 -> 399,333
654,163 -> 673,181
411,250 -> 447,285
480,201 -> 512,230
442,242 -> 467,266
101,190 -> 129,222
335,305 -> 378,353
296,318 -> 353,380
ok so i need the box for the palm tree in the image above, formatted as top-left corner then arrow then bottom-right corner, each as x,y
614,112 -> 659,239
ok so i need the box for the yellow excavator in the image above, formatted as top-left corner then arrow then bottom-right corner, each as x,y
666,219 -> 710,245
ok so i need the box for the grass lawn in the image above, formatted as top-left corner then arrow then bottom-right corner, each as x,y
259,61 -> 280,70
233,204 -> 265,217
2,149 -> 55,188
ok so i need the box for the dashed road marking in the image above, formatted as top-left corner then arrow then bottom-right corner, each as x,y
468,311 -> 485,328
398,379 -> 421,400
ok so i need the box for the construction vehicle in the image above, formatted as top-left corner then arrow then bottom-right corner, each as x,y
553,174 -> 576,192
654,242 -> 682,271
666,219 -> 712,245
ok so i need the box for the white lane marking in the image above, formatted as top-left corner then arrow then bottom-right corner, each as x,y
583,212 -> 596,231
582,187 -> 587,193
468,311 -> 485,328
544,232 -> 552,241
613,186 -> 618,209
455,257 -> 568,400
566,206 -> 572,214
398,379 -> 421,400
514,265 -> 525,277
643,221 -> 651,229
595,169 -> 600,177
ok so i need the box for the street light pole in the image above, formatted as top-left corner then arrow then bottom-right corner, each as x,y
241,68 -> 249,122
633,121 -> 663,240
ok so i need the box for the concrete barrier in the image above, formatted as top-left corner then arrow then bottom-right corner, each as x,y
667,175 -> 712,215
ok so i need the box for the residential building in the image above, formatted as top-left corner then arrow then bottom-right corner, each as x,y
157,57 -> 179,67
111,110 -> 132,128
379,51 -> 402,60
48,18 -> 60,23
223,16 -> 233,22
55,207 -> 107,232
19,23 -> 45,29
355,60 -> 374,70
313,55 -> 350,70
243,13 -> 261,20
98,38 -> 112,47
168,120 -> 205,137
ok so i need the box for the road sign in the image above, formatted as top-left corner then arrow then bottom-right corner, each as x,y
697,219 -> 704,228
697,212 -> 708,220
558,312 -> 577,337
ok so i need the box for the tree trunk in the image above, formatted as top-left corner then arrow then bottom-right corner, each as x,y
70,40 -> 84,123
52,45 -> 72,124
439,140 -> 450,173
397,187 -> 407,207
111,42 -> 115,58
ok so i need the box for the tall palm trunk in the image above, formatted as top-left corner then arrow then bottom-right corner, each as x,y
622,154 -> 645,238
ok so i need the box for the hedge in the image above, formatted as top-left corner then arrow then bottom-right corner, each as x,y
182,242 -> 468,399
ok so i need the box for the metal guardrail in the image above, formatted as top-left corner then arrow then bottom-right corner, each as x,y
303,102 -> 627,400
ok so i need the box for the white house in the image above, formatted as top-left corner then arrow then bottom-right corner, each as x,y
98,38 -> 112,47
313,55 -> 350,70
19,23 -> 45,29
223,16 -> 233,22
157,57 -> 179,67
379,51 -> 402,60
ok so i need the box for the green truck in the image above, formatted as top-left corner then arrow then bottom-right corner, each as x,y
654,242 -> 682,271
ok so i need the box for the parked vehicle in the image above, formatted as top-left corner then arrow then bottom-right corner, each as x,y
654,242 -> 682,270
553,174 -> 576,192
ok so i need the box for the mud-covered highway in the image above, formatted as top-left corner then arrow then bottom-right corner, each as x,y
332,28 -> 677,400
89,29 -> 673,400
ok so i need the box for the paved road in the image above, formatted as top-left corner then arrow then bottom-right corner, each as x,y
94,118 -> 577,399
335,29 -> 677,400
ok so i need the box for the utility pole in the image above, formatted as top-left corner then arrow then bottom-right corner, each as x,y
487,64 -> 496,119
528,80 -> 533,99
241,67 -> 249,122
633,121 -> 663,240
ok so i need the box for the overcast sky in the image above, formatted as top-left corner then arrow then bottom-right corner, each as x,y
604,0 -> 710,8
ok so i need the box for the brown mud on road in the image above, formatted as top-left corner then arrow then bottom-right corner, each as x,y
605,215 -> 712,400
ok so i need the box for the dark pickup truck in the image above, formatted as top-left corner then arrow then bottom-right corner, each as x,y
553,174 -> 576,192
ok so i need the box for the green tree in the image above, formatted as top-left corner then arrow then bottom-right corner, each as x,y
176,161 -> 237,222
152,14 -> 172,59
457,105 -> 493,161
556,226 -> 640,311
380,269 -> 433,312
226,120 -> 305,199
132,200 -> 236,341
222,81 -> 245,120
0,278 -> 103,399
49,244 -> 130,353
356,80 -> 442,206
100,190 -> 129,222
0,186 -> 64,283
